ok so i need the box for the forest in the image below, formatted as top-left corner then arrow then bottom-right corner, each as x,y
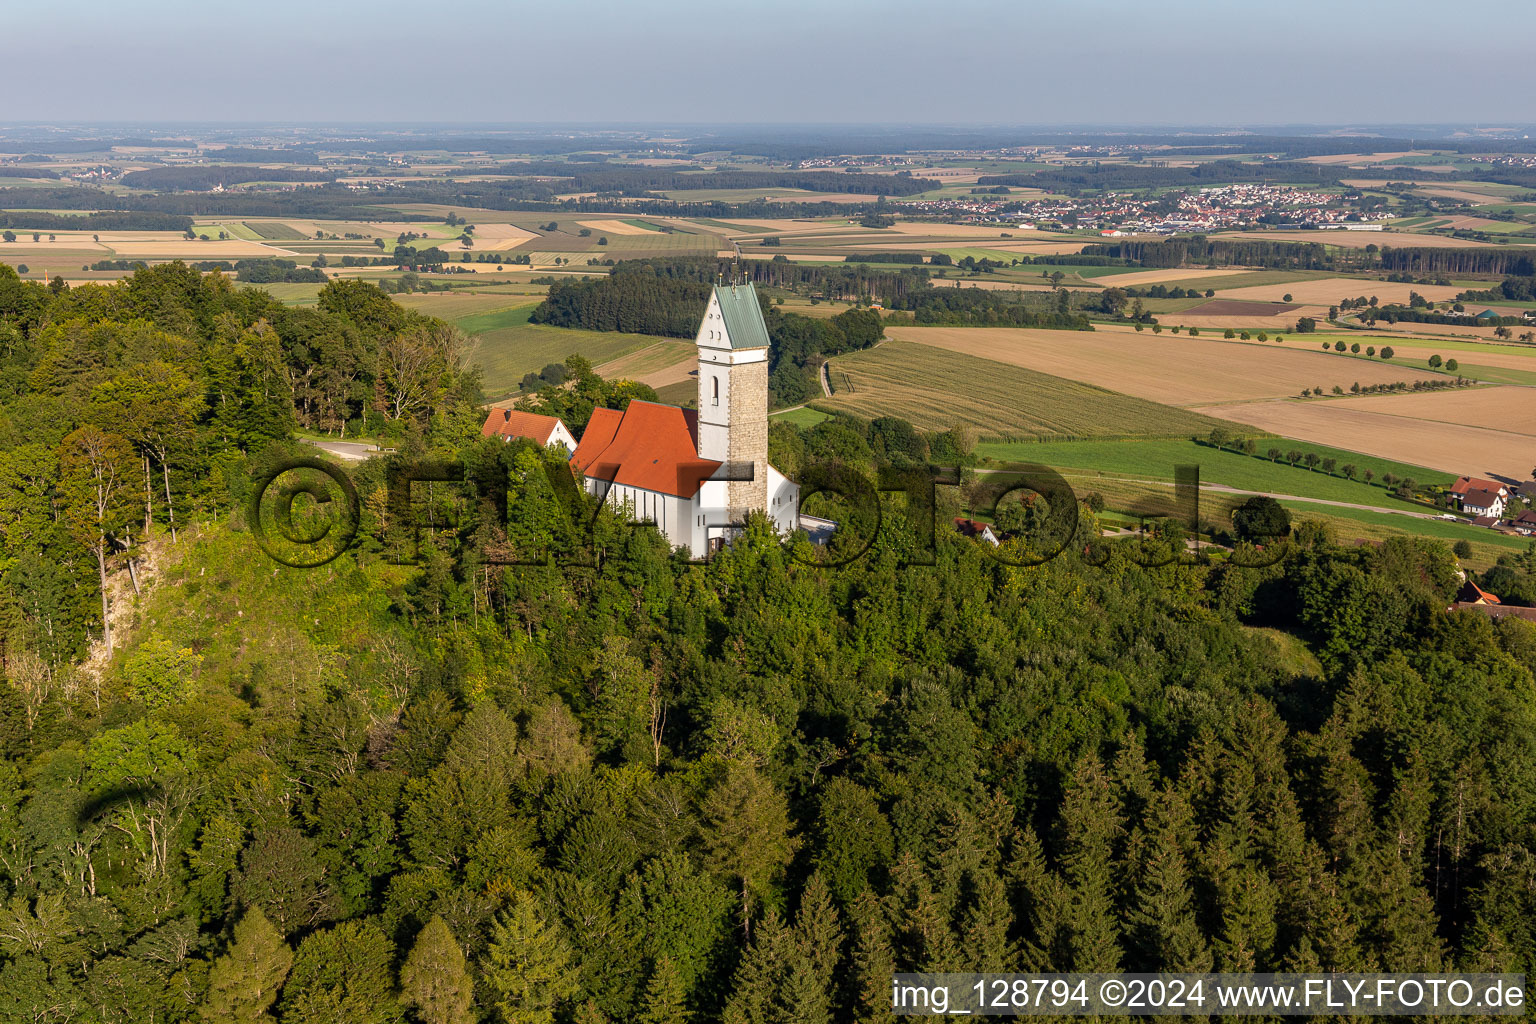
2,264 -> 1536,1024
120,167 -> 339,191
525,262 -> 884,407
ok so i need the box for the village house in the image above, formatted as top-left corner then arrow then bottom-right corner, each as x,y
954,518 -> 1001,545
1512,510 -> 1536,536
1460,488 -> 1507,518
479,408 -> 578,452
1451,476 -> 1509,517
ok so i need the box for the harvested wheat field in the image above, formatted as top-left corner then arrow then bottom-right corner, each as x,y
470,223 -> 539,247
1372,319 -> 1535,342
1108,267 -> 1253,288
1302,151 -> 1425,165
1165,307 -> 1333,331
1183,299 -> 1299,316
107,239 -> 294,257
1195,386 -> 1536,477
1213,230 -> 1495,249
576,219 -> 653,236
1409,186 -> 1517,205
1214,277 -> 1465,306
886,326 -> 1410,406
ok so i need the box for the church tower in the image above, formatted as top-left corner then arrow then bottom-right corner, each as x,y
696,283 -> 770,516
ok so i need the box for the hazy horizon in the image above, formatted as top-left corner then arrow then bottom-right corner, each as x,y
6,0 -> 1533,125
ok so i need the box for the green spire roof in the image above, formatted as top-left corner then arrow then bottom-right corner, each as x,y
713,283 -> 771,350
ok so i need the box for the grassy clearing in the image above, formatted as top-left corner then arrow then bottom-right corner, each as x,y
771,407 -> 833,428
251,282 -> 326,305
813,340 -> 1225,440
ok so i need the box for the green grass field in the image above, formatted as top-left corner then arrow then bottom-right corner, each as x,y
813,340 -> 1226,440
983,437 -> 1513,566
242,220 -> 307,241
469,323 -> 677,399
1275,502 -> 1529,558
975,437 -> 1453,504
770,407 -> 833,428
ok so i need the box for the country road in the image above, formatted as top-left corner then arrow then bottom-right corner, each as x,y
819,361 -> 832,397
301,438 -> 384,462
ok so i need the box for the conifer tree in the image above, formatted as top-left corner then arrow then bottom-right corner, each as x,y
638,957 -> 689,1024
1127,794 -> 1210,973
200,907 -> 293,1022
848,892 -> 895,1024
779,872 -> 842,1023
721,909 -> 791,1024
399,915 -> 475,1024
484,892 -> 580,1024
1060,756 -> 1123,971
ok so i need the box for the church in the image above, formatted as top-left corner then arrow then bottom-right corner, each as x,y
481,283 -> 800,557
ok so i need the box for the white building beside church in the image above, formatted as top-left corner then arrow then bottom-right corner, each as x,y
495,283 -> 798,557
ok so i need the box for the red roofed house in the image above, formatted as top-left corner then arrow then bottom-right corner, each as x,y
954,518 -> 1000,545
480,408 -> 577,453
1455,579 -> 1501,606
570,284 -> 800,557
1451,476 -> 1508,501
1513,510 -> 1536,536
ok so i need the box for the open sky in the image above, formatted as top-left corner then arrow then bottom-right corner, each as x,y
5,0 -> 1535,125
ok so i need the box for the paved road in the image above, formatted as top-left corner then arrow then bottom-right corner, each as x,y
301,438 -> 383,462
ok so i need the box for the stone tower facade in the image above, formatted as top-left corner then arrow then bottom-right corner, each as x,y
695,284 -> 770,517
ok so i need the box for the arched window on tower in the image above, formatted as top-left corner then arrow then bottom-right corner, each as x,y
712,377 -> 719,406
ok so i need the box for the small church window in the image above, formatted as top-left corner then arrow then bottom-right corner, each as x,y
712,377 -> 719,406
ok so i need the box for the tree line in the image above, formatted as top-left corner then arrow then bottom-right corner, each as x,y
120,166 -> 339,191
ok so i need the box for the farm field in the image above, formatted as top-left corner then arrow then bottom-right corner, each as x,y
1212,277 -> 1466,306
981,439 -> 1515,564
393,289 -> 546,320
1213,230 -> 1498,249
885,325 -> 1412,405
813,339 -> 1225,439
1182,299 -> 1298,316
576,219 -> 656,236
1106,267 -> 1255,287
592,341 -> 696,388
468,322 -> 677,399
1196,386 -> 1536,477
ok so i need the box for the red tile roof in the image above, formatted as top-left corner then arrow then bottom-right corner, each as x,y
481,408 -> 565,445
1457,579 -> 1501,605
1452,476 -> 1506,496
570,401 -> 721,499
